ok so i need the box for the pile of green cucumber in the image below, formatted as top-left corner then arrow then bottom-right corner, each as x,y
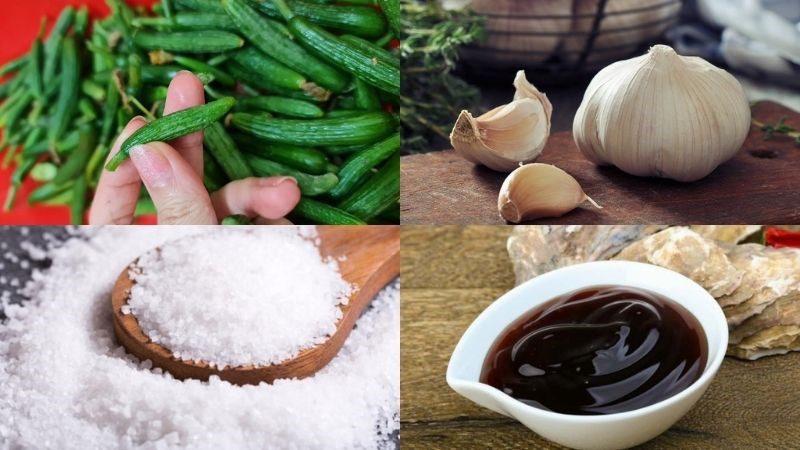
0,0 -> 400,224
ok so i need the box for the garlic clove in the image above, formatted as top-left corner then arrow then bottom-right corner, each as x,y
513,70 -> 552,128
498,163 -> 601,223
451,97 -> 550,172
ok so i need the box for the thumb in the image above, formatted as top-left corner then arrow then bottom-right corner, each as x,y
129,142 -> 217,224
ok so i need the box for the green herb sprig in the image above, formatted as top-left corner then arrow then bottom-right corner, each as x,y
400,0 -> 484,153
753,117 -> 800,146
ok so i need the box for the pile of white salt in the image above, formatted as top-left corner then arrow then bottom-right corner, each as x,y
0,227 -> 399,449
126,227 -> 352,368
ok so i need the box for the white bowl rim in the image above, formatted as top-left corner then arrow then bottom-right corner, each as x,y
446,260 -> 729,423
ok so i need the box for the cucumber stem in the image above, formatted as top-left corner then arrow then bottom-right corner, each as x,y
375,31 -> 393,48
271,0 -> 295,21
4,184 -> 18,211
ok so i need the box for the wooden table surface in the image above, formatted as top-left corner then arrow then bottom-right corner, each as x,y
401,102 -> 800,225
400,226 -> 800,449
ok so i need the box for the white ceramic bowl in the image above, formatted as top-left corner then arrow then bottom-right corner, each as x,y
446,261 -> 728,450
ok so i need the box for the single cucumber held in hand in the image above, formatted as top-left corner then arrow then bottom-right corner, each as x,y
105,96 -> 236,171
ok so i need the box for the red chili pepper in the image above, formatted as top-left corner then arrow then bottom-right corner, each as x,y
389,38 -> 400,49
765,227 -> 800,248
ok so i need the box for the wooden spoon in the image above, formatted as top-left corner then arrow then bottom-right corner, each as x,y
111,225 -> 399,385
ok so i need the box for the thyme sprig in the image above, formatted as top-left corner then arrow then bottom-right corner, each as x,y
753,117 -> 800,146
400,0 -> 484,153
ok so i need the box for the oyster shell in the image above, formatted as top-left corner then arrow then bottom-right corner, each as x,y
727,325 -> 800,360
721,245 -> 800,326
507,225 -> 665,285
729,292 -> 800,345
613,227 -> 743,298
691,225 -> 762,244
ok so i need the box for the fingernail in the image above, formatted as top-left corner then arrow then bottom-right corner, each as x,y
130,145 -> 173,188
177,70 -> 193,77
258,177 -> 297,187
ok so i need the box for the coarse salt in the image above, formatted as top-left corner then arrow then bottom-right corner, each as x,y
127,227 -> 351,368
0,226 -> 399,450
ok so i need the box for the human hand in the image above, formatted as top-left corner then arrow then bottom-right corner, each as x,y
89,71 -> 301,224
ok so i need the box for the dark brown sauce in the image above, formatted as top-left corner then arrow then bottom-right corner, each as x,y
480,286 -> 708,415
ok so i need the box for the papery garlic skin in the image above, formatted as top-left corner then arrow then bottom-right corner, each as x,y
498,163 -> 600,223
573,45 -> 751,182
451,71 -> 552,172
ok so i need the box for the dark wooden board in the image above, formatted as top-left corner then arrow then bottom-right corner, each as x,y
401,102 -> 800,224
400,226 -> 800,449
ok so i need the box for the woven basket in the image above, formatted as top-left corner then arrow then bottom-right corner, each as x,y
461,0 -> 682,81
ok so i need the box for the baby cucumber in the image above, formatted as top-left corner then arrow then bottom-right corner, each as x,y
230,111 -> 396,146
354,78 -> 382,111
204,151 -> 229,192
52,126 -> 97,186
232,132 -> 330,174
235,96 -> 324,119
327,134 -> 399,200
133,31 -> 244,53
203,121 -> 254,180
28,180 -> 74,205
174,0 -> 225,13
222,0 -> 348,93
244,154 -> 338,196
377,0 -> 400,37
226,62 -> 329,103
339,34 -> 400,69
132,13 -> 237,31
28,38 -> 44,100
42,7 -> 75,84
292,197 -> 366,225
273,0 -> 400,95
0,55 -> 26,77
173,56 -> 236,87
106,97 -> 236,171
141,65 -> 182,84
249,0 -> 387,38
338,154 -> 399,221
4,157 -> 37,211
48,36 -> 80,151
231,48 -> 308,92
70,175 -> 88,224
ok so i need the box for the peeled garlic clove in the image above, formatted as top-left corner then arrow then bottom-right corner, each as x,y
498,163 -> 601,223
573,44 -> 751,182
451,97 -> 550,172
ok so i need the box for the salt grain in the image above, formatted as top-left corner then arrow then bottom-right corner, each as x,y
127,228 -> 351,368
0,227 -> 399,449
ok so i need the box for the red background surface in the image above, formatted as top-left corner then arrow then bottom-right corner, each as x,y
0,0 -> 157,224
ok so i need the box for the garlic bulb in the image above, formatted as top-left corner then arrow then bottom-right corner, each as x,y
573,45 -> 751,182
451,71 -> 552,172
498,163 -> 601,223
